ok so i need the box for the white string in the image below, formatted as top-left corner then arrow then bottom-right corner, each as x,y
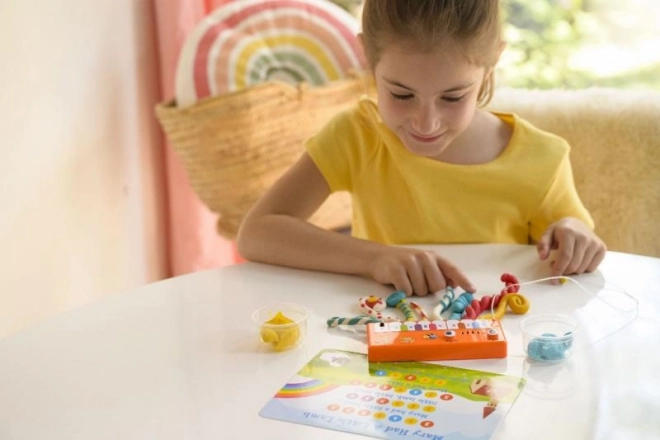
512,275 -> 639,313
440,275 -> 639,321
505,275 -> 640,356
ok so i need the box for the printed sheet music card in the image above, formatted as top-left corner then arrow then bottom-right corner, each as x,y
260,349 -> 525,439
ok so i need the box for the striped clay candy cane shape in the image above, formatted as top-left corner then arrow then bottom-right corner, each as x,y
386,291 -> 416,322
409,302 -> 430,321
432,286 -> 455,319
397,301 -> 416,322
358,296 -> 386,319
326,316 -> 381,328
449,292 -> 474,320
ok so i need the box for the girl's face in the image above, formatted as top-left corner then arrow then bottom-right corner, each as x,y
374,43 -> 486,160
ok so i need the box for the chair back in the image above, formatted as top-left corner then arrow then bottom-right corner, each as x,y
490,88 -> 660,257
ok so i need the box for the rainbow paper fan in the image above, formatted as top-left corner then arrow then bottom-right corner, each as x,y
176,0 -> 366,107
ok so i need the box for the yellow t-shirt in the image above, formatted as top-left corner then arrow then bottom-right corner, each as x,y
306,97 -> 593,245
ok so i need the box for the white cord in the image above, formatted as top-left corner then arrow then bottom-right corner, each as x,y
509,275 -> 640,357
512,275 -> 639,313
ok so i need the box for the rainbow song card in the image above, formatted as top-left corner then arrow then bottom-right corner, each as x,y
260,349 -> 525,440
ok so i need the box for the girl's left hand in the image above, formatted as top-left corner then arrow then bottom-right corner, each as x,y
536,217 -> 607,279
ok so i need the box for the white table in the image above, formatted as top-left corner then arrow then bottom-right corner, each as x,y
1,244 -> 659,440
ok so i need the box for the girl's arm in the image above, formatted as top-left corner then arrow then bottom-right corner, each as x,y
236,153 -> 475,296
237,152 -> 380,277
530,155 -> 606,277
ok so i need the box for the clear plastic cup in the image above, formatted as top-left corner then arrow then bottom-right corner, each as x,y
520,313 -> 579,363
252,303 -> 308,351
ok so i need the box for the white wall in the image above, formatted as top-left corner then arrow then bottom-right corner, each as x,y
0,0 -> 168,338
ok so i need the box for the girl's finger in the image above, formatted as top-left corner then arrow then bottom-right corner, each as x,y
404,256 -> 429,296
418,253 -> 446,293
437,256 -> 476,293
576,242 -> 598,274
390,266 -> 413,297
586,244 -> 607,272
565,235 -> 587,274
551,236 -> 575,277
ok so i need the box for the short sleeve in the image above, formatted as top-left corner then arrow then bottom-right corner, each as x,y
305,103 -> 371,193
528,153 -> 594,241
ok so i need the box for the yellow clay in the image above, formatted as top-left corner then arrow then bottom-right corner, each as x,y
260,311 -> 300,350
273,326 -> 300,350
259,328 -> 279,343
265,311 -> 295,325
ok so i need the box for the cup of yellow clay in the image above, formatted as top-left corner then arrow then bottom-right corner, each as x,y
252,303 -> 308,351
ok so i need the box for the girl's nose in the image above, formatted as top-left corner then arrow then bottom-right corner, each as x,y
411,104 -> 440,135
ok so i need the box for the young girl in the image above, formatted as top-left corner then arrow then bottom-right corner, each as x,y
236,0 -> 606,296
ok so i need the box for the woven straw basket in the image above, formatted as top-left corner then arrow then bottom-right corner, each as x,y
155,75 -> 371,239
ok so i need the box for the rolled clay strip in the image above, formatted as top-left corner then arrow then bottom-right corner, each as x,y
480,293 -> 530,320
432,286 -> 455,320
326,316 -> 381,328
409,301 -> 429,321
396,300 -> 416,321
449,292 -> 474,320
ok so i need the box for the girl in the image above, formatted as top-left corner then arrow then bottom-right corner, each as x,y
236,0 -> 606,296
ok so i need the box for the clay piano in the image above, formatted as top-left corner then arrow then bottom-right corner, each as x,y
366,319 -> 507,362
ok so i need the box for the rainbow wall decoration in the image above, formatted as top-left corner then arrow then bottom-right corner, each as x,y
176,0 -> 365,107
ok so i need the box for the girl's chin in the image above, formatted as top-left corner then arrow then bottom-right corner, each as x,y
402,140 -> 450,159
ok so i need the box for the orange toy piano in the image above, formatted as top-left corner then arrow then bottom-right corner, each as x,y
366,319 -> 507,362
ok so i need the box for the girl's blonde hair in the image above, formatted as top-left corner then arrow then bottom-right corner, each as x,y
361,0 -> 503,107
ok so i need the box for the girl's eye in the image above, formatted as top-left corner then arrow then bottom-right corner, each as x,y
390,92 -> 413,100
443,95 -> 465,103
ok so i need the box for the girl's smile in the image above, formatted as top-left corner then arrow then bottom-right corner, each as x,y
407,130 -> 447,144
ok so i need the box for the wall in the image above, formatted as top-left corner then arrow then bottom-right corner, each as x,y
0,0 -> 168,338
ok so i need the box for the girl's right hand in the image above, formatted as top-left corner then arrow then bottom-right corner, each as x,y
368,247 -> 476,297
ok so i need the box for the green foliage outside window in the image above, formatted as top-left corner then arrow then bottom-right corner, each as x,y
500,0 -> 592,88
500,0 -> 660,90
330,0 -> 660,90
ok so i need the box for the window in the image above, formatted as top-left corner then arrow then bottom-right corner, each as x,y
332,0 -> 660,90
500,0 -> 660,90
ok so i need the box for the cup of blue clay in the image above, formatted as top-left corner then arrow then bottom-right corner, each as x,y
520,314 -> 579,363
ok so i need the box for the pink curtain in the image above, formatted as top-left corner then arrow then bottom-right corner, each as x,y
153,0 -> 238,276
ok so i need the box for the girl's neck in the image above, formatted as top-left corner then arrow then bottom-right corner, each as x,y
431,110 -> 512,165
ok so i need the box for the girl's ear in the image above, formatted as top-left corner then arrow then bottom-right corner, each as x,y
485,41 -> 507,76
357,33 -> 365,52
357,33 -> 372,72
496,41 -> 507,61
